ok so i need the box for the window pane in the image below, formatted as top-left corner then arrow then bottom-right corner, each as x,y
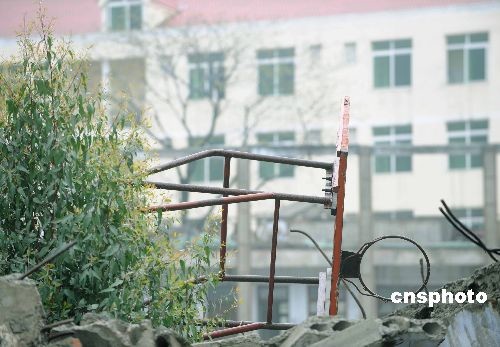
278,164 -> 295,177
209,158 -> 224,181
189,67 -> 205,99
447,35 -> 465,44
395,54 -> 411,86
258,64 -> 274,96
278,132 -> 295,143
469,48 -> 485,81
470,154 -> 483,168
449,154 -> 466,169
470,32 -> 488,43
471,135 -> 487,144
372,41 -> 390,51
259,162 -> 275,179
395,156 -> 412,172
373,127 -> 390,136
374,56 -> 390,88
110,7 -> 126,31
375,155 -> 391,173
212,64 -> 225,98
395,39 -> 411,49
448,49 -> 464,83
278,48 -> 294,58
449,137 -> 466,144
395,124 -> 412,135
258,133 -> 274,144
470,120 -> 488,130
447,121 -> 465,131
278,63 -> 294,95
189,161 -> 204,182
130,5 -> 142,30
257,49 -> 273,59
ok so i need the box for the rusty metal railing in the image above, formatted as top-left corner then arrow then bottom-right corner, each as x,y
145,98 -> 353,339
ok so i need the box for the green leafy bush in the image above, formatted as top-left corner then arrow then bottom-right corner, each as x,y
0,19 -> 221,341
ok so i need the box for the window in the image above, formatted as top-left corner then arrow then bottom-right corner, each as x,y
449,208 -> 484,240
257,132 -> 295,179
447,32 -> 488,84
344,42 -> 357,64
372,39 -> 412,88
373,125 -> 412,173
447,119 -> 488,169
108,0 -> 142,32
257,48 -> 294,96
188,52 -> 225,100
188,135 -> 224,182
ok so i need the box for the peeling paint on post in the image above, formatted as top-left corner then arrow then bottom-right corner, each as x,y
329,96 -> 350,316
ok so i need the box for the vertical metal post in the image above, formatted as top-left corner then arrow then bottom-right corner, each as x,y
267,199 -> 280,323
329,155 -> 347,315
329,96 -> 350,316
220,157 -> 231,277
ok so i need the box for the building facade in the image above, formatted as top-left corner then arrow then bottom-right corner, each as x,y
1,0 -> 499,326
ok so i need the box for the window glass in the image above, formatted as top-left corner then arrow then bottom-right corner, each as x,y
278,63 -> 294,95
257,48 -> 295,96
447,32 -> 488,83
258,64 -> 274,96
395,54 -> 411,86
110,6 -> 126,31
375,156 -> 391,173
447,50 -> 464,84
130,4 -> 142,29
188,52 -> 225,99
374,56 -> 390,88
469,48 -> 485,81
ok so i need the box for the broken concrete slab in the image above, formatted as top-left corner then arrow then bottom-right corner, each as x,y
0,273 -> 44,346
59,313 -> 156,347
0,324 -> 21,347
440,304 -> 500,347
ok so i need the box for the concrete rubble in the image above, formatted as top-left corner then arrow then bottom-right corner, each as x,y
0,262 -> 498,346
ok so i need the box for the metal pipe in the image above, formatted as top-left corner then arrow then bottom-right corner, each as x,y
220,157 -> 231,276
146,193 -> 274,212
222,275 -> 319,284
267,199 -> 280,324
146,191 -> 329,212
203,322 -> 265,340
329,153 -> 347,315
198,319 -> 294,330
148,149 -> 332,174
145,181 -> 261,196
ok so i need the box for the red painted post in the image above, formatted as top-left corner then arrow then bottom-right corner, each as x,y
220,157 -> 231,277
329,96 -> 350,315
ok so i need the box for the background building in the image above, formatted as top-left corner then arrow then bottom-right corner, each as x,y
1,0 -> 499,332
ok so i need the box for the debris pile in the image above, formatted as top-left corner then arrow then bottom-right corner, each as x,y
0,263 -> 498,346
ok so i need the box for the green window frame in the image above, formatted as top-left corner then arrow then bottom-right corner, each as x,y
373,125 -> 412,173
188,52 -> 225,100
257,132 -> 295,179
447,119 -> 488,170
188,135 -> 225,182
108,0 -> 142,32
257,48 -> 295,96
447,32 -> 488,84
372,39 -> 412,88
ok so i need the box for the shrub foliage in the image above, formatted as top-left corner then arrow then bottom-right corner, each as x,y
0,20 -> 220,341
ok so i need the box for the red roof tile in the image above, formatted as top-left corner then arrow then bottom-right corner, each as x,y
0,0 -> 491,37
